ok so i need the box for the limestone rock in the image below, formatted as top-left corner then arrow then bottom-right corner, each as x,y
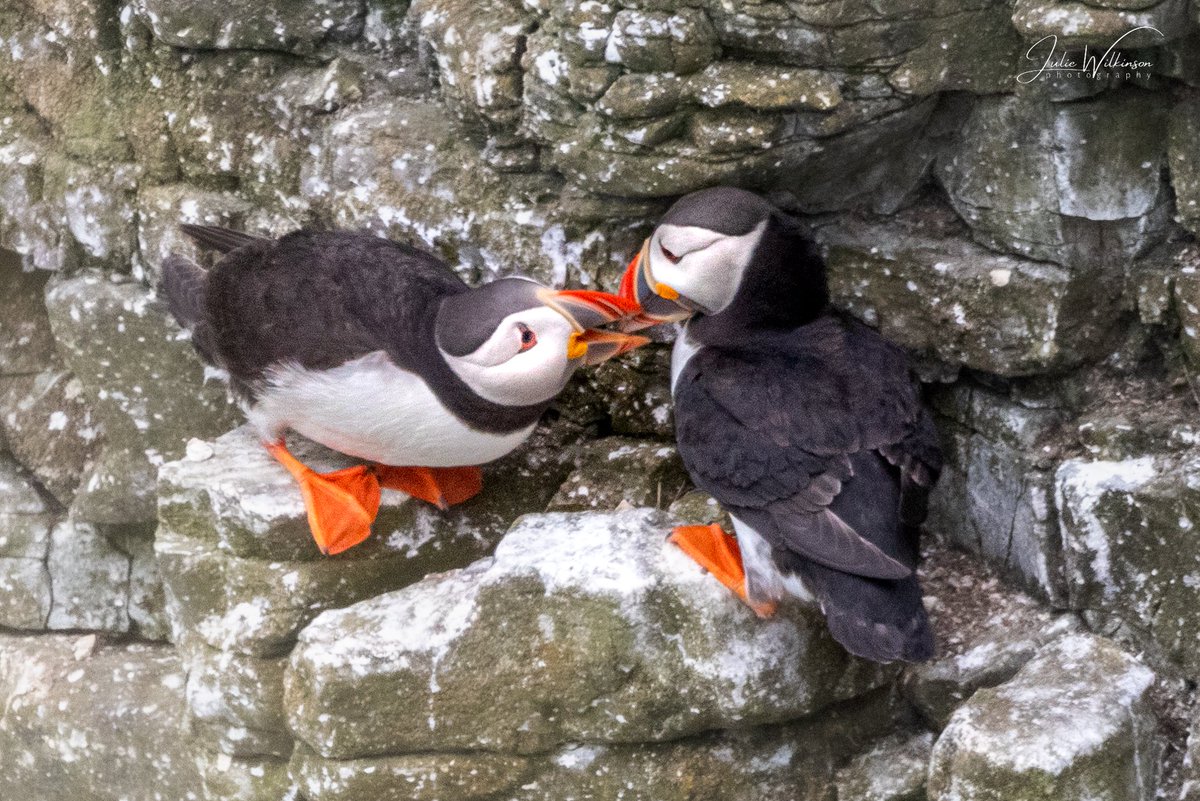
0,368 -> 101,506
835,732 -> 934,801
605,9 -> 720,75
695,0 -> 1011,70
547,438 -> 688,513
410,0 -> 536,132
928,633 -> 1158,801
925,381 -> 1067,602
0,461 -> 54,631
48,156 -> 139,273
157,424 -> 571,656
125,531 -> 171,640
46,518 -> 131,633
560,343 -> 675,439
0,250 -> 56,375
938,91 -> 1170,268
292,692 -> 901,801
667,490 -> 731,529
820,203 -> 1119,378
0,633 -> 203,800
307,97 -> 651,289
0,556 -> 51,629
136,0 -> 366,55
44,272 -> 240,524
158,424 -> 569,563
1056,452 -> 1200,674
196,750 -> 292,801
0,453 -> 54,558
1012,0 -> 1185,48
287,509 -> 893,759
1182,708 -> 1200,801
181,638 -> 291,758
1170,97 -> 1200,240
158,529 -> 427,657
1177,268 -> 1200,364
150,52 -> 322,206
0,123 -> 70,271
888,6 -> 1021,95
905,613 -> 1080,729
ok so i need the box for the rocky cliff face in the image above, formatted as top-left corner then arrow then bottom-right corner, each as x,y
0,0 -> 1198,799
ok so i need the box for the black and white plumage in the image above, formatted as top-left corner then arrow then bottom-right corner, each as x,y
163,225 -> 645,468
620,187 -> 942,663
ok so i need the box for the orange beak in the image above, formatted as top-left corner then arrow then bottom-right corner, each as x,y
537,288 -> 651,365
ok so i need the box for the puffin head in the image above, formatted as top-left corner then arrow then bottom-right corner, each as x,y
619,187 -> 829,331
435,278 -> 648,406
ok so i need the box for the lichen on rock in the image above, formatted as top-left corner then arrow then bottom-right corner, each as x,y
928,633 -> 1159,801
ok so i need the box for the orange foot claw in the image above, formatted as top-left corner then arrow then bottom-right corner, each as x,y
373,465 -> 483,510
669,524 -> 777,618
266,443 -> 381,555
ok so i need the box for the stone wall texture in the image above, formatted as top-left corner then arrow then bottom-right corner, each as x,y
0,0 -> 1199,799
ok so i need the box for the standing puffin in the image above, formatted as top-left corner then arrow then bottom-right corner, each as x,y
164,225 -> 647,555
618,187 -> 942,663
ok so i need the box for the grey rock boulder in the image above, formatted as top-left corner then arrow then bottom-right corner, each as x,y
157,424 -> 573,656
547,438 -> 688,513
0,368 -> 101,506
938,91 -> 1170,269
820,203 -> 1118,378
835,731 -> 934,801
291,691 -> 901,801
925,380 -> 1067,603
1057,452 -> 1200,674
0,250 -> 56,374
44,272 -> 240,524
0,632 -> 203,801
287,509 -> 893,759
136,0 -> 366,55
928,633 -> 1158,801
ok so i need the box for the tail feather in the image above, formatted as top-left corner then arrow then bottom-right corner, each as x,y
161,253 -> 208,330
180,223 -> 268,254
803,449 -> 933,663
802,561 -> 934,663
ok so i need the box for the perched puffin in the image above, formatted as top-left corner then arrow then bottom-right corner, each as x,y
163,225 -> 647,555
618,187 -> 942,663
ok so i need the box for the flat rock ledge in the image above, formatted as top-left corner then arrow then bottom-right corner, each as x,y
285,508 -> 897,798
155,422 -> 571,791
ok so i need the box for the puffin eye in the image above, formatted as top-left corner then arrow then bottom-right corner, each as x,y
659,241 -> 682,264
517,323 -> 537,351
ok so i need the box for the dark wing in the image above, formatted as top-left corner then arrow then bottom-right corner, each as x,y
672,317 -> 940,580
160,253 -> 219,365
201,229 -> 468,391
181,224 -> 271,254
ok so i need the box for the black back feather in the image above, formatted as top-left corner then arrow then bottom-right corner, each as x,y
674,313 -> 941,663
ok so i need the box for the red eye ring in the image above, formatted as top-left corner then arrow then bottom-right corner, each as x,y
517,323 -> 537,351
659,241 -> 681,264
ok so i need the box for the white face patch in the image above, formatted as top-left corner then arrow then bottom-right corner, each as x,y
647,221 -> 766,315
441,306 -> 579,407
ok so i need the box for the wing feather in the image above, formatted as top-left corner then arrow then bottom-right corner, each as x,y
673,316 -> 941,580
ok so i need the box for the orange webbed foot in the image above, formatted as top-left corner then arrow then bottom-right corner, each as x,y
266,443 -> 381,555
373,465 -> 483,510
669,524 -> 777,618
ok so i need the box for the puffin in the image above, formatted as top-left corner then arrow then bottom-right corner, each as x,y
163,225 -> 647,555
617,187 -> 942,663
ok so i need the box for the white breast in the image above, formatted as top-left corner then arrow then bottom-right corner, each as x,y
247,351 -> 535,467
670,323 -> 701,395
